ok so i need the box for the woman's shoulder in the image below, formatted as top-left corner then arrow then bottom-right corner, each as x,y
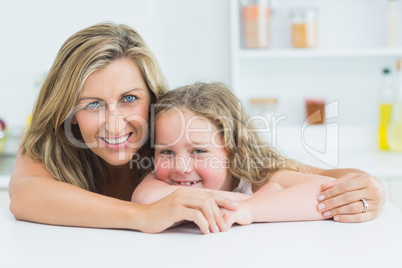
10,149 -> 54,184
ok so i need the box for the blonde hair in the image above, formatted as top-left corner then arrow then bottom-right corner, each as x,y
153,82 -> 298,187
21,22 -> 168,192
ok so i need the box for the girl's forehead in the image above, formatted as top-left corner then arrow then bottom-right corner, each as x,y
157,108 -> 214,128
155,108 -> 224,147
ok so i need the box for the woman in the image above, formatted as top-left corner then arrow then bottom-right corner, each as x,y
9,23 -> 385,234
9,23 -> 238,235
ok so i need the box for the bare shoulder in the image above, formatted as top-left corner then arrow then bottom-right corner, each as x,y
9,149 -> 54,195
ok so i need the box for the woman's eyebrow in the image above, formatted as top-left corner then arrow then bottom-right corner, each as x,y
120,88 -> 144,97
78,96 -> 103,102
78,88 -> 145,102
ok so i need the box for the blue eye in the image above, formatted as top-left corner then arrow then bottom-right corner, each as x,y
123,95 -> 136,103
86,101 -> 100,109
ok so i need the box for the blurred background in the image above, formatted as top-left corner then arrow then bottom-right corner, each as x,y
1,0 -> 402,209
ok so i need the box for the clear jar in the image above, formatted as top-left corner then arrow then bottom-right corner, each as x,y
291,8 -> 318,48
249,97 -> 278,126
241,0 -> 271,48
305,98 -> 325,125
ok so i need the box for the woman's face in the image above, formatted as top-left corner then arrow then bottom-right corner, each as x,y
73,58 -> 151,166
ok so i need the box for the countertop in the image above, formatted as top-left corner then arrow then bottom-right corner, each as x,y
0,202 -> 401,268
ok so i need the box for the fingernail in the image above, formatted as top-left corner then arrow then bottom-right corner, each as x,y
318,195 -> 325,201
318,203 -> 325,210
323,211 -> 331,217
232,202 -> 239,207
334,216 -> 340,222
215,225 -> 219,232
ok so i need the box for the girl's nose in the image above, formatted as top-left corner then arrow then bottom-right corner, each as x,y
174,156 -> 194,174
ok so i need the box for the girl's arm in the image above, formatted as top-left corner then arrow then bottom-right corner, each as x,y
132,173 -> 251,204
9,150 -> 238,234
222,170 -> 336,226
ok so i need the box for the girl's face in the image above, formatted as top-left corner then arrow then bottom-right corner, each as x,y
73,58 -> 151,166
154,109 -> 232,191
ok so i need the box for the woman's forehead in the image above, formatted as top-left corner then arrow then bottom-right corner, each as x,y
80,59 -> 147,98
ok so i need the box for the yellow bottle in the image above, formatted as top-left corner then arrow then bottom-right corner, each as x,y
378,68 -> 394,150
379,104 -> 392,149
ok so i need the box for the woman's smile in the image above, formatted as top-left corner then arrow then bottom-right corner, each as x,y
100,132 -> 134,149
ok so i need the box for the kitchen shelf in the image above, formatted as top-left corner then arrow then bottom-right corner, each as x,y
229,0 -> 402,128
237,47 -> 402,59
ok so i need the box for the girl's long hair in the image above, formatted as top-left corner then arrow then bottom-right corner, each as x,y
153,82 -> 299,188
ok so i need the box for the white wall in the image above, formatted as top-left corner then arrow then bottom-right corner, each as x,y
0,0 -> 231,129
1,0 -> 401,129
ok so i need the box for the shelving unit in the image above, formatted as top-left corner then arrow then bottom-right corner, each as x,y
229,1 -> 402,95
229,1 -> 402,125
237,47 -> 402,59
229,0 -> 402,211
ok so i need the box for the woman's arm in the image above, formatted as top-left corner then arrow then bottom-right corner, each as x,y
9,151 -> 143,229
9,150 -> 238,234
222,171 -> 335,226
301,164 -> 386,222
132,173 -> 251,204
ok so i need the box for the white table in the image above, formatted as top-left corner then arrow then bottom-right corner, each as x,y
1,202 -> 401,268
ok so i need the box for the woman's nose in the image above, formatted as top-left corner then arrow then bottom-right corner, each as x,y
174,156 -> 194,174
105,104 -> 126,135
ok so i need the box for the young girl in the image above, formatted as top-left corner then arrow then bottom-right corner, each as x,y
132,82 -> 353,227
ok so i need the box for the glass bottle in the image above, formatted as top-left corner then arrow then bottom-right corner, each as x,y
241,0 -> 270,48
378,68 -> 394,150
291,8 -> 318,48
248,97 -> 278,127
0,118 -> 7,155
305,98 -> 325,125
387,60 -> 402,152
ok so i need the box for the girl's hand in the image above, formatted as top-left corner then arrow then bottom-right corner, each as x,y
221,201 -> 253,228
137,188 -> 238,234
317,173 -> 386,222
222,182 -> 283,227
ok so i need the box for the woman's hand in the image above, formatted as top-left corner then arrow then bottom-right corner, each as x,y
136,188 -> 238,234
317,173 -> 386,222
